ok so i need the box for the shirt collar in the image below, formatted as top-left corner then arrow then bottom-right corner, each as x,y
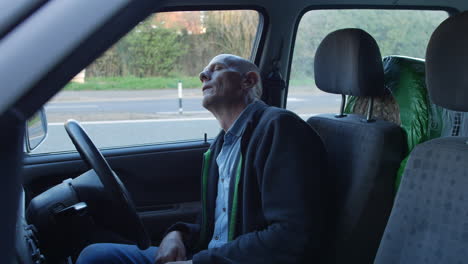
225,100 -> 261,139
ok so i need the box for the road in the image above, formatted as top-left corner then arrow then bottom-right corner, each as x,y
44,88 -> 341,122
34,118 -> 222,154
31,88 -> 342,154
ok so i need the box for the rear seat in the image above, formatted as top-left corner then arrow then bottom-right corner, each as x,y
345,55 -> 462,191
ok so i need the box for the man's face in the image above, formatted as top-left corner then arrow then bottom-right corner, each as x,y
199,55 -> 244,109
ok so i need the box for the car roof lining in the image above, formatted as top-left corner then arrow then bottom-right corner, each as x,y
0,0 -> 47,39
156,0 -> 467,12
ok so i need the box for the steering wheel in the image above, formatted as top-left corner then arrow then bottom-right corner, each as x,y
64,119 -> 150,250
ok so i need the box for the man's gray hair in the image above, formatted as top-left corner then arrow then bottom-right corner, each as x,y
247,71 -> 263,102
222,54 -> 263,102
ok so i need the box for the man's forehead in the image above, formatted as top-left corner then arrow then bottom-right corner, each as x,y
208,55 -> 237,66
206,54 -> 251,70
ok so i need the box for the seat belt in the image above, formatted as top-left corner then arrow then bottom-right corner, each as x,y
261,40 -> 286,107
262,68 -> 285,107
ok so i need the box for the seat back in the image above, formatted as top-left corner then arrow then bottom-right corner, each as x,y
375,11 -> 468,264
309,28 -> 407,263
347,56 -> 439,190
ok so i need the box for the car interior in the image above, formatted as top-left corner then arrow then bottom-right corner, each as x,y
1,0 -> 468,264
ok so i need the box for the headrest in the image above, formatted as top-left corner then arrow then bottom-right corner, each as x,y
426,11 -> 468,112
314,28 -> 385,97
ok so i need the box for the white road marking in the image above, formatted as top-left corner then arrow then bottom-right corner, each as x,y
49,113 -> 319,126
299,114 -> 318,118
156,110 -> 209,114
49,117 -> 217,126
46,104 -> 98,109
287,97 -> 305,102
29,134 -> 45,140
49,96 -> 203,104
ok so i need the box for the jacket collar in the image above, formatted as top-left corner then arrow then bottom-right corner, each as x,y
210,100 -> 269,152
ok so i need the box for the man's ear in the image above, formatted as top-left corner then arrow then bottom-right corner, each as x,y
241,71 -> 259,91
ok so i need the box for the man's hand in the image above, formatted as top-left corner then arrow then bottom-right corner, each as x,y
155,231 -> 187,264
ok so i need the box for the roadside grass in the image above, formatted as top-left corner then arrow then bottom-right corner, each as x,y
64,76 -> 315,91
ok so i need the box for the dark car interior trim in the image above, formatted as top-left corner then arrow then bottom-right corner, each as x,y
0,0 -> 49,40
3,0 -> 468,263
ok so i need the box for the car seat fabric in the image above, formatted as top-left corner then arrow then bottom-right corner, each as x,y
426,12 -> 468,112
308,114 -> 406,263
308,28 -> 406,263
345,56 -> 440,191
374,11 -> 468,264
374,137 -> 468,263
314,28 -> 385,97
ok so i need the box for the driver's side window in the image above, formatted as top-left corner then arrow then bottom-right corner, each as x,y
32,10 -> 261,154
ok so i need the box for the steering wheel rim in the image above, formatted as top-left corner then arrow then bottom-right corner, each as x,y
64,119 -> 150,250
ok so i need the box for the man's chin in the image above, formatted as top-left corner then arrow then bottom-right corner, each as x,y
202,97 -> 212,110
202,97 -> 222,113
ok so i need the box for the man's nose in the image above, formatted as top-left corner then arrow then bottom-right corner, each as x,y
199,71 -> 210,82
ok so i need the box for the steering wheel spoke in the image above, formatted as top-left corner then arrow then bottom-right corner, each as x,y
64,119 -> 150,250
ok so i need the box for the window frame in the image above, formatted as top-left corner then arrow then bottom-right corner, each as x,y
28,7 -> 267,156
285,5 -> 457,107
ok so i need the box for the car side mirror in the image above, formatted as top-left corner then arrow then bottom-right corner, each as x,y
25,107 -> 48,153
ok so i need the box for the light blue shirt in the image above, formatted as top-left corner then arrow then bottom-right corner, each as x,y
207,101 -> 261,249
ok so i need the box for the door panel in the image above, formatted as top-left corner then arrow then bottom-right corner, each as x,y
22,140 -> 209,242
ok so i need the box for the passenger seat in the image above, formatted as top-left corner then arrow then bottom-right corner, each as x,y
308,28 -> 407,263
374,11 -> 468,264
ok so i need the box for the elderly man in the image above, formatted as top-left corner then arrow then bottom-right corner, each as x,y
77,54 -> 326,264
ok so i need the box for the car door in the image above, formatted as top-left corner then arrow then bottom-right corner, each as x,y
21,9 -> 264,246
23,140 -> 208,244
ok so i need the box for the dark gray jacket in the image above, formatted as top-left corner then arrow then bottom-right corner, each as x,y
167,101 -> 327,263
